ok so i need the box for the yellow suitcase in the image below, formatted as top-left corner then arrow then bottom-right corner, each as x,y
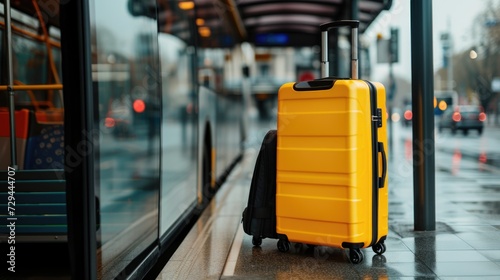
276,20 -> 388,264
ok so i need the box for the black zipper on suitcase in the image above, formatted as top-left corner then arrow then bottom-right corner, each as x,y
365,80 -> 381,248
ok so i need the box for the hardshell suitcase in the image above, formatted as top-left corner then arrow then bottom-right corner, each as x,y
242,130 -> 278,246
275,20 -> 388,264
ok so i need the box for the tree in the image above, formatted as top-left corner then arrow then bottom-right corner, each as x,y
451,0 -> 500,117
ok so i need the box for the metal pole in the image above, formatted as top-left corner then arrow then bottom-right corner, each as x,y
411,0 -> 436,231
388,55 -> 394,155
321,31 -> 329,77
4,0 -> 17,168
351,27 -> 358,80
350,0 -> 359,78
446,19 -> 453,91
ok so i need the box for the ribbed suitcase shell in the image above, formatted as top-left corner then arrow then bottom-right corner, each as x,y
276,79 -> 388,249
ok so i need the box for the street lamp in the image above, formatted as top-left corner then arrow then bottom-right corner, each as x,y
469,49 -> 478,60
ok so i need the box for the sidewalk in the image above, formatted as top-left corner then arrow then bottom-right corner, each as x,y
158,123 -> 500,279
387,124 -> 500,278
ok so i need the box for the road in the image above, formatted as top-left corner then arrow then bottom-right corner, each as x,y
391,121 -> 500,174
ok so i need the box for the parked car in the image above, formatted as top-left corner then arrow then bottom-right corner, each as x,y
438,105 -> 486,135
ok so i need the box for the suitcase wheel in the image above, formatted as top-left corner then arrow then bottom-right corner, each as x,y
252,236 -> 262,246
372,242 -> 386,255
349,248 -> 364,264
277,239 -> 290,253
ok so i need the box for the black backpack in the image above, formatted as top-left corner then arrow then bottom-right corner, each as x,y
242,129 -> 278,246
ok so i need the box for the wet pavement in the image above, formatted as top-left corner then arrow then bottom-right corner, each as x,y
158,120 -> 500,279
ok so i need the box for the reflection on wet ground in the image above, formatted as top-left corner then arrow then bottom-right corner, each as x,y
159,121 -> 500,279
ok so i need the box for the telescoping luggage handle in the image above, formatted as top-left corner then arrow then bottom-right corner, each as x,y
320,20 -> 359,79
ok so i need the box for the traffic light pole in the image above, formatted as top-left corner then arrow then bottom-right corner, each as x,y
388,28 -> 397,156
411,0 -> 436,231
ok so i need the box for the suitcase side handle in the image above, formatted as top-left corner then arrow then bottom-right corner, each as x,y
378,142 -> 387,188
319,20 -> 359,79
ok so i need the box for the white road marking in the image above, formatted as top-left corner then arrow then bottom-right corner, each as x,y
222,224 -> 245,276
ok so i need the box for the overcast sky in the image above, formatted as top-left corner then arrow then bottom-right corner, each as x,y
367,0 -> 499,86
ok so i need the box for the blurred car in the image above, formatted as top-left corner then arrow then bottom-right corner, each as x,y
402,105 -> 412,127
103,97 -> 133,138
438,105 -> 486,135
